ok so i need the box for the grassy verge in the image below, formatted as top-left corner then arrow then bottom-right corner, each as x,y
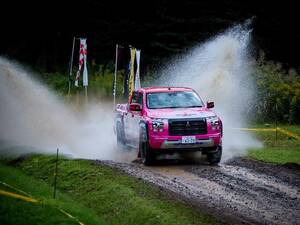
0,193 -> 78,225
0,155 -> 217,225
248,147 -> 300,165
247,125 -> 300,165
0,163 -> 106,225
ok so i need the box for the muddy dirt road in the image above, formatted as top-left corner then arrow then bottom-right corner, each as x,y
96,157 -> 300,225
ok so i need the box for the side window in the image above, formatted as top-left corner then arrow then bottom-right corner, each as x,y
131,92 -> 139,104
137,93 -> 143,106
131,92 -> 143,107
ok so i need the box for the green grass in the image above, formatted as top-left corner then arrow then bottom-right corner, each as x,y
247,125 -> 300,165
248,147 -> 300,165
41,70 -> 125,98
0,195 -> 77,225
0,155 -> 217,225
0,163 -> 106,225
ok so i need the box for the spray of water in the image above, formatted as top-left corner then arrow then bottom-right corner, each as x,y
0,57 -> 123,160
155,21 -> 262,160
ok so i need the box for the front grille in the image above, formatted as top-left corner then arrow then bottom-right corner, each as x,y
168,118 -> 207,136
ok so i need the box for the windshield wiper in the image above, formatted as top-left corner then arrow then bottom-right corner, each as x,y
152,106 -> 202,109
156,106 -> 180,109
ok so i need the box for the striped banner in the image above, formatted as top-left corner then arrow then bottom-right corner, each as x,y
134,49 -> 141,90
128,48 -> 136,99
75,38 -> 88,87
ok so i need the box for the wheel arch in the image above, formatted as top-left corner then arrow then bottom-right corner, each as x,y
115,112 -> 124,124
139,121 -> 149,142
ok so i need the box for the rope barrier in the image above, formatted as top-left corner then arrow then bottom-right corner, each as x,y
0,189 -> 38,203
232,127 -> 300,140
0,182 -> 85,225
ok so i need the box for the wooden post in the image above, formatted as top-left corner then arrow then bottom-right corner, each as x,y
53,148 -> 59,199
85,86 -> 88,103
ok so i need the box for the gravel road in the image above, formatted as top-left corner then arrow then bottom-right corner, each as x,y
95,157 -> 300,225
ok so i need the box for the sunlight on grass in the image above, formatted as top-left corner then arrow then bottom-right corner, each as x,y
247,125 -> 300,165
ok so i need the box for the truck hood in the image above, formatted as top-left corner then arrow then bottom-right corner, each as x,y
146,107 -> 216,119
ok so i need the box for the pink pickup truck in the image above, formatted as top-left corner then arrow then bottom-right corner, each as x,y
115,87 -> 223,165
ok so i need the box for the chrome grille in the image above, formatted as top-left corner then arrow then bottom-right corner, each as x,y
168,118 -> 207,136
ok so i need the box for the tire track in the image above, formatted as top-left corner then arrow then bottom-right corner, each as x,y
96,158 -> 300,225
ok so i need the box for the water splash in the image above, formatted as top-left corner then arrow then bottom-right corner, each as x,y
155,21 -> 262,160
0,57 -> 121,160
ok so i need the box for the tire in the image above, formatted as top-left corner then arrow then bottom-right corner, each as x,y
116,121 -> 126,147
207,145 -> 222,165
139,125 -> 155,166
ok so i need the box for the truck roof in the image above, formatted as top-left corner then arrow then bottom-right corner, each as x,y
140,86 -> 193,93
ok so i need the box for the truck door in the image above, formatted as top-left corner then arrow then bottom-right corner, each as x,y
124,91 -> 143,144
131,92 -> 144,141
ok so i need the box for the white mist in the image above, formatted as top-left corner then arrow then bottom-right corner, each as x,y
154,23 -> 262,160
0,57 -> 120,160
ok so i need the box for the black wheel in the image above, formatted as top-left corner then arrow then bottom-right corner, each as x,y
139,126 -> 155,166
116,122 -> 126,147
207,145 -> 222,165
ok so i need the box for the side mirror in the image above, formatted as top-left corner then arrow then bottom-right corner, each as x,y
129,103 -> 142,111
207,101 -> 214,109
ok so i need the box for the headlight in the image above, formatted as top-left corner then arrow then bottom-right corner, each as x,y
152,120 -> 164,132
207,116 -> 221,130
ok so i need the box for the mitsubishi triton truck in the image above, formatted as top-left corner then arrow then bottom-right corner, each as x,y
115,87 -> 223,165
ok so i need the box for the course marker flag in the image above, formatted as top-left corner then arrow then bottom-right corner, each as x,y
134,49 -> 141,90
75,38 -> 88,87
128,47 -> 136,98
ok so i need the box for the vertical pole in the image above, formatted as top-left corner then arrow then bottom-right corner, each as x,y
85,86 -> 88,103
53,148 -> 59,199
83,38 -> 88,104
68,37 -> 76,96
275,103 -> 278,144
113,44 -> 118,110
275,119 -> 278,143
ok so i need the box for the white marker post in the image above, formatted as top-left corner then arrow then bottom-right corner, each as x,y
113,44 -> 119,109
68,37 -> 76,95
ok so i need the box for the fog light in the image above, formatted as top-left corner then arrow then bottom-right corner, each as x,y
207,116 -> 220,130
152,121 -> 164,132
211,120 -> 220,130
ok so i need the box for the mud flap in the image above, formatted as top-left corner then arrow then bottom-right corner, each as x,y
138,123 -> 147,158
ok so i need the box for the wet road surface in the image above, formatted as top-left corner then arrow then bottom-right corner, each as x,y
96,157 -> 300,225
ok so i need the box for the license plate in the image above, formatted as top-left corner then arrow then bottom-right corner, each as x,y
182,136 -> 196,144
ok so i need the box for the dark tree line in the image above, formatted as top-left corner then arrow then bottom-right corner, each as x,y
1,0 -> 299,72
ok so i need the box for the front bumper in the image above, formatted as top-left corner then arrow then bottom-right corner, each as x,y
161,138 -> 215,149
149,133 -> 222,150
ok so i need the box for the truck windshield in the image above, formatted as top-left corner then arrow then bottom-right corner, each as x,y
146,91 -> 204,109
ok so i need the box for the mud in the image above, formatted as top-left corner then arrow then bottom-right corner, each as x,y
95,157 -> 300,225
